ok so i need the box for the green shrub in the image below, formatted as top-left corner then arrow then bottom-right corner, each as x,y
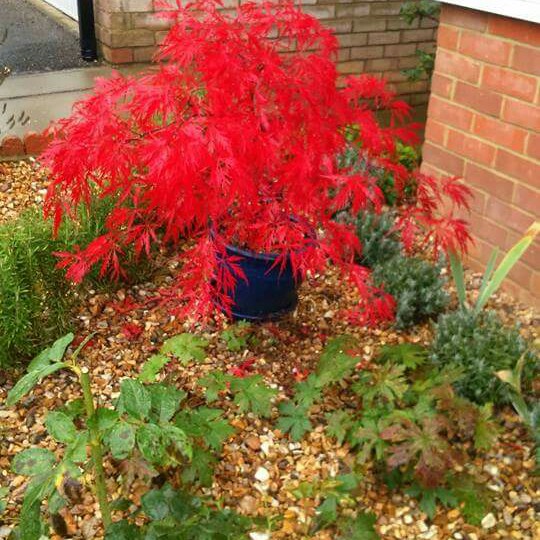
430,309 -> 536,405
355,210 -> 402,267
0,198 -> 148,367
373,255 -> 448,329
0,212 -> 73,367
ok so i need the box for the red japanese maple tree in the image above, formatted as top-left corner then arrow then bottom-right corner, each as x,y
42,0 -> 471,324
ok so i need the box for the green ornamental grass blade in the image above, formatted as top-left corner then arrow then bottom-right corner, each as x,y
477,248 -> 499,306
476,222 -> 539,313
448,251 -> 466,309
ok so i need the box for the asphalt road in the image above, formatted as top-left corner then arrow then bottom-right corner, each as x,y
0,0 -> 90,73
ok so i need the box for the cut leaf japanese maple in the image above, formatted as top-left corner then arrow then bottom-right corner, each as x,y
42,0 -> 470,324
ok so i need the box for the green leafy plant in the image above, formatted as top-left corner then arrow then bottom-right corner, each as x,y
430,309 -> 536,405
293,473 -> 378,540
221,322 -> 254,351
198,371 -> 278,419
139,333 -> 209,382
449,222 -> 539,313
437,224 -> 540,405
355,210 -> 402,267
318,344 -> 497,518
0,199 -> 151,368
374,143 -> 420,205
106,484 -> 252,539
400,1 -> 439,82
372,254 -> 448,328
7,333 -> 236,536
277,336 -> 359,441
497,348 -> 540,465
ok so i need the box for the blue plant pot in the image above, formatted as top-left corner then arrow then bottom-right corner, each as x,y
225,244 -> 298,321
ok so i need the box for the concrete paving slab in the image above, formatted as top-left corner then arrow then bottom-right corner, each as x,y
0,64 -> 149,137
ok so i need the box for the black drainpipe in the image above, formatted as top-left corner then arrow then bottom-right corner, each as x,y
77,0 -> 97,61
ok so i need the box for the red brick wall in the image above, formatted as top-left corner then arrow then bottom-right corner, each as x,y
422,4 -> 539,307
93,0 -> 438,107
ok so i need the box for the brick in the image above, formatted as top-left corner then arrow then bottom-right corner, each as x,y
352,19 -> 386,33
485,197 -> 534,233
527,133 -> 540,161
512,45 -> 540,76
447,131 -> 496,166
506,231 -> 540,268
338,48 -> 351,62
104,0 -> 153,12
384,43 -> 417,58
369,2 -> 402,16
133,46 -> 156,62
96,10 -> 131,30
454,82 -> 502,117
327,20 -> 353,34
23,132 -> 50,155
111,29 -> 154,47
442,4 -> 488,32
350,46 -> 384,60
131,12 -> 171,30
513,185 -> 540,216
430,73 -> 453,98
466,186 -> 487,214
482,65 -> 537,102
155,31 -> 169,45
393,79 -> 429,94
366,58 -> 398,72
368,31 -> 400,45
473,115 -> 527,153
496,149 -> 539,185
437,24 -> 459,50
101,45 -> 134,63
470,213 -> 508,246
398,56 -> 420,69
337,34 -> 368,48
425,118 -> 446,145
420,17 -> 438,29
508,261 -> 533,288
302,5 -> 336,19
429,96 -> 473,131
458,30 -> 511,66
422,142 -> 465,176
435,49 -> 480,84
502,98 -> 540,131
0,135 -> 24,157
337,61 -> 365,74
384,70 -> 409,83
468,237 -> 497,265
408,93 -> 429,105
335,5 -> 369,18
401,29 -> 435,43
488,14 -> 540,47
465,162 -> 515,201
387,18 -> 419,31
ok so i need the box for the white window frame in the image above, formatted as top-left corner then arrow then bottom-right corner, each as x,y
443,0 -> 540,24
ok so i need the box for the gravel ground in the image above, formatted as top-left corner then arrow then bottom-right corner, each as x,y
0,161 -> 538,540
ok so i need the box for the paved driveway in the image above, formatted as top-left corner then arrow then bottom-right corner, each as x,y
0,0 -> 92,73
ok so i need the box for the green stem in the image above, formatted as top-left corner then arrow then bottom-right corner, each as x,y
79,367 -> 112,530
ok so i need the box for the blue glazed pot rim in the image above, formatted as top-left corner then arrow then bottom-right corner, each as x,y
225,243 -> 282,262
